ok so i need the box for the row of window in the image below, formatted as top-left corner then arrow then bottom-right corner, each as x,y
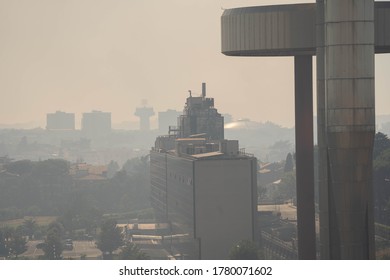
169,171 -> 193,186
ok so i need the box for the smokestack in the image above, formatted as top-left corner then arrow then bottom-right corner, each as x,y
202,82 -> 206,98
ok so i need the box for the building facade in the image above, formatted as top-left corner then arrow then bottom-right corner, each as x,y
177,83 -> 224,140
158,109 -> 181,133
81,110 -> 111,136
150,84 -> 257,259
46,111 -> 75,130
135,106 -> 155,131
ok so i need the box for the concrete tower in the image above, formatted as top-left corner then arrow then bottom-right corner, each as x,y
135,101 -> 155,131
319,0 -> 376,259
221,1 -> 390,259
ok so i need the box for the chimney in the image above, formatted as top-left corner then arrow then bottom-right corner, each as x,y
202,82 -> 206,98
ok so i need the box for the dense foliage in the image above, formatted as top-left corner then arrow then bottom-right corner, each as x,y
0,227 -> 27,258
0,157 -> 151,221
373,132 -> 390,225
228,240 -> 260,260
96,219 -> 123,259
42,222 -> 64,259
118,242 -> 149,260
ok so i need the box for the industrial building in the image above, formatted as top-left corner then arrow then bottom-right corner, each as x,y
46,111 -> 75,130
176,83 -> 224,140
150,84 -> 257,259
81,110 -> 111,136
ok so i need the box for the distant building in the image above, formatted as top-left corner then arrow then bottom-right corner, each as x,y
177,83 -> 224,140
70,162 -> 108,182
46,111 -> 75,130
158,109 -> 181,133
81,110 -> 111,136
150,83 -> 257,259
135,105 -> 155,131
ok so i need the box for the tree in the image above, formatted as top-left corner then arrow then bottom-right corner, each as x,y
96,219 -> 123,259
374,132 -> 390,159
0,230 -> 8,257
5,159 -> 32,175
107,160 -> 120,178
0,228 -> 27,259
122,156 -> 149,176
22,218 -> 37,240
284,153 -> 294,173
373,147 -> 390,223
279,171 -> 296,200
8,232 -> 27,258
229,240 -> 259,260
118,242 -> 149,260
42,222 -> 64,259
268,171 -> 296,203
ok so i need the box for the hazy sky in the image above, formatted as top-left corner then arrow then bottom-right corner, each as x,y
1,0 -> 389,128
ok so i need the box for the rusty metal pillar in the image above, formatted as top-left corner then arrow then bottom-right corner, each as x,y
294,55 -> 316,259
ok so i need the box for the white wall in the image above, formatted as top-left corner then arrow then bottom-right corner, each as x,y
194,158 -> 257,259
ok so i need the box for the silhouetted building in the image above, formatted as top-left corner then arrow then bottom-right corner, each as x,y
46,111 -> 75,130
177,83 -> 224,140
158,109 -> 181,133
135,106 -> 155,131
150,84 -> 257,259
81,110 -> 111,136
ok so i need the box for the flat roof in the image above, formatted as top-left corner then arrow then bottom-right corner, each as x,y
191,151 -> 224,158
176,138 -> 206,141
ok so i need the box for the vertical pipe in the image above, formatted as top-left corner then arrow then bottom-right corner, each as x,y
324,0 -> 375,259
202,82 -> 206,98
316,0 -> 330,259
294,55 -> 316,260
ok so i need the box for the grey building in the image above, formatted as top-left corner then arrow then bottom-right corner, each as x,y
150,85 -> 257,259
81,110 -> 111,136
176,83 -> 224,140
46,111 -> 75,130
158,109 -> 181,133
135,106 -> 155,131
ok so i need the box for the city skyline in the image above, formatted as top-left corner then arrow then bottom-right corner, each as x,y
1,0 -> 389,129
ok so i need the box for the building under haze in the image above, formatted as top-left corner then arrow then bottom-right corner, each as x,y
81,110 -> 111,136
158,109 -> 181,133
150,84 -> 257,259
176,83 -> 224,140
135,104 -> 155,131
46,111 -> 75,130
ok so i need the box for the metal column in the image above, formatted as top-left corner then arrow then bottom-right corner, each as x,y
294,55 -> 316,260
324,0 -> 376,259
316,0 -> 330,259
